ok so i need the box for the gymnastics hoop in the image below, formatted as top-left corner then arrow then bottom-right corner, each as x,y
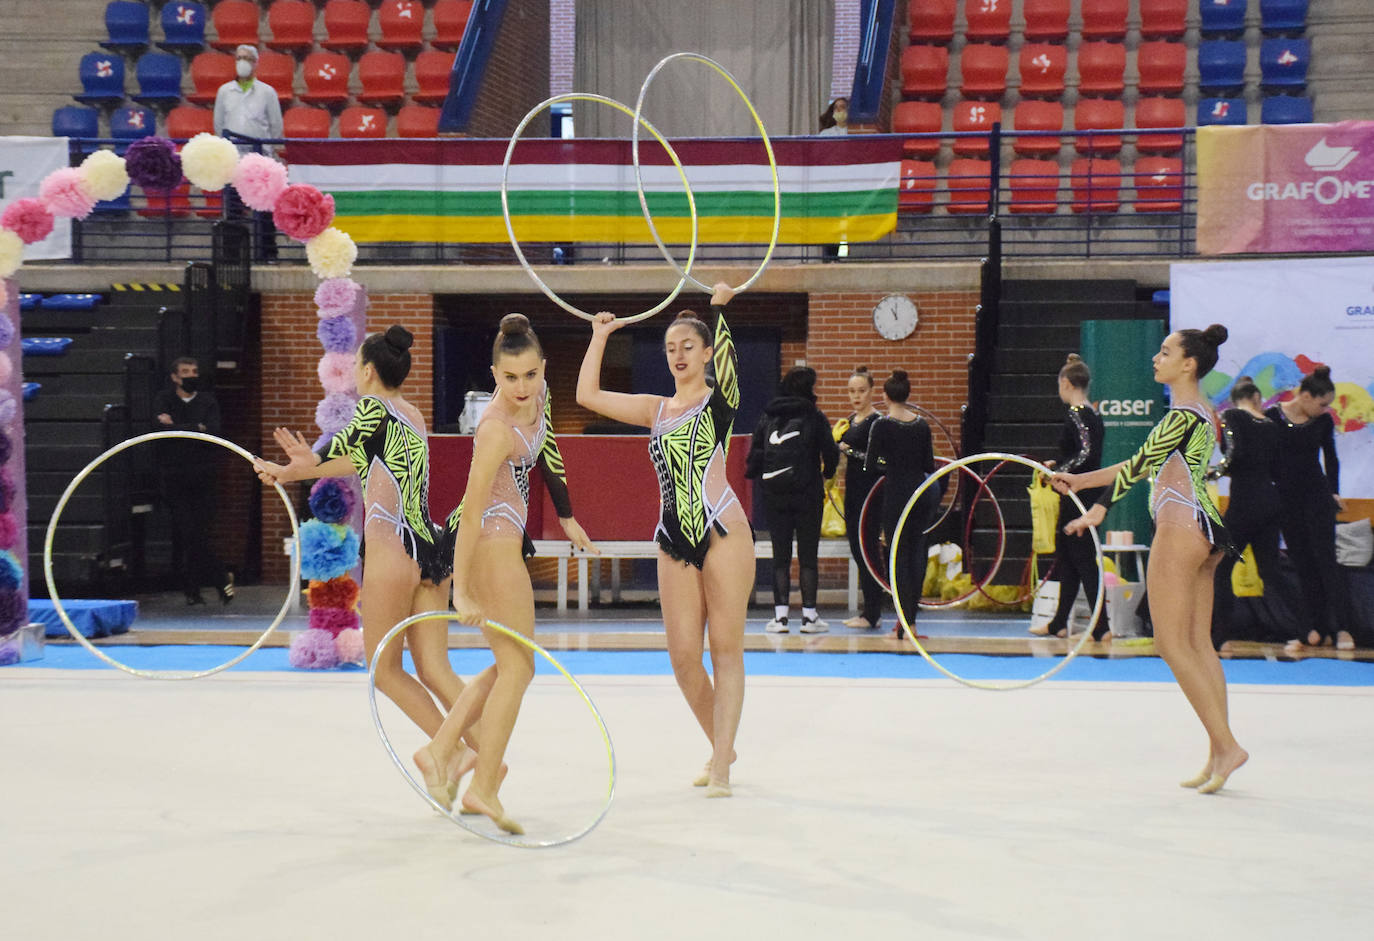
631,52 -> 780,295
42,431 -> 300,680
889,453 -> 1104,691
368,611 -> 617,849
502,92 -> 699,324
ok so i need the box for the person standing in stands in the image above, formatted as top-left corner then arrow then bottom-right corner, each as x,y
818,97 -> 850,136
214,44 -> 282,260
836,366 -> 885,630
746,366 -> 838,634
153,357 -> 233,606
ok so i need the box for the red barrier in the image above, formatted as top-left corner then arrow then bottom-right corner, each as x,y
428,435 -> 754,540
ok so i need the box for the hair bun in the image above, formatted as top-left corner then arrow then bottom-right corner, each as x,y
891,368 -> 908,382
1203,323 -> 1228,346
854,365 -> 869,376
1065,353 -> 1083,365
1235,375 -> 1253,384
384,324 -> 413,352
499,313 -> 531,336
1311,365 -> 1332,380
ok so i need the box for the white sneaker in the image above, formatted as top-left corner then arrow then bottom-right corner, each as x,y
800,617 -> 829,634
765,617 -> 789,633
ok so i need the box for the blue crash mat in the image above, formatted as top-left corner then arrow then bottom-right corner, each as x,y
28,599 -> 138,638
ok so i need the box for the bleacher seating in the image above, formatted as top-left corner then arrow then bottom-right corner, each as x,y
432,0 -> 475,51
210,1 -> 261,52
946,158 -> 991,214
300,51 -> 351,106
257,50 -> 296,106
1073,98 -> 1124,155
53,106 -> 99,139
1008,159 -> 1060,213
167,104 -> 214,139
963,0 -> 1011,43
1259,38 -> 1310,91
1018,43 -> 1066,98
414,50 -> 455,105
1022,0 -> 1069,43
340,106 -> 387,138
951,100 -> 999,157
267,1 -> 317,55
1140,0 -> 1188,40
159,2 -> 207,53
396,103 -> 440,137
1137,41 -> 1186,95
901,44 -> 949,99
133,52 -> 183,105
1080,0 -> 1128,41
1198,40 -> 1247,94
40,294 -> 103,310
138,183 -> 195,218
378,0 -> 425,53
1198,97 -> 1248,126
19,295 -> 41,311
322,0 -> 372,54
111,105 -> 155,142
892,100 -> 943,158
1261,0 -> 1308,34
284,105 -> 332,137
358,50 -> 406,107
1262,94 -> 1314,124
75,51 -> 126,105
1077,41 -> 1126,97
102,1 -> 149,53
899,159 -> 937,212
908,0 -> 956,43
1134,157 -> 1184,212
1134,97 -> 1186,153
1070,157 -> 1122,213
1200,0 -> 1248,37
959,44 -> 1008,98
187,51 -> 234,105
1012,100 -> 1063,156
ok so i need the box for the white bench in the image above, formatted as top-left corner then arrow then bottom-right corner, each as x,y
532,538 -> 858,613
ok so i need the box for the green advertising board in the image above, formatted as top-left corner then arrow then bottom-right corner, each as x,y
1080,319 -> 1167,543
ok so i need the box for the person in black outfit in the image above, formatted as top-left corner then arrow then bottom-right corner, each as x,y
865,369 -> 940,639
837,366 -> 885,629
1032,354 -> 1110,640
1208,376 -> 1303,646
152,357 -> 234,606
1267,366 -> 1361,651
746,366 -> 838,634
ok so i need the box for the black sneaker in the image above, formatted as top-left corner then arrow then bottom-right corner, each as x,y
217,572 -> 235,606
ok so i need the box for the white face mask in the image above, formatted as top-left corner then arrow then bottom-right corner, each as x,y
235,60 -> 253,79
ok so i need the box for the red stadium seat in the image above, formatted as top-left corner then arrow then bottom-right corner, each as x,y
1071,157 -> 1122,212
210,0 -> 260,52
1074,98 -> 1124,154
284,104 -> 331,137
186,50 -> 235,105
1008,158 -> 1060,213
952,100 -> 1000,156
357,49 -> 405,107
908,0 -> 955,43
300,51 -> 350,106
139,183 -> 194,217
1134,156 -> 1184,212
1140,0 -> 1188,40
321,0 -> 370,54
959,44 -> 1008,99
1018,43 -> 1066,98
377,0 -> 424,53
946,159 -> 991,214
900,45 -> 949,99
266,1 -> 315,54
413,49 -> 455,105
1081,0 -> 1129,41
899,159 -> 937,213
397,103 -> 440,137
166,104 -> 213,139
340,105 -> 386,138
963,0 -> 1011,43
892,101 -> 942,158
256,50 -> 295,105
432,0 -> 473,51
1076,41 -> 1126,97
1134,97 -> 1186,153
1012,100 -> 1063,156
1136,41 -> 1186,95
1022,0 -> 1070,42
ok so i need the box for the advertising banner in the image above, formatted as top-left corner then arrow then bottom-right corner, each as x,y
0,136 -> 72,261
1197,121 -> 1374,255
1170,257 -> 1374,499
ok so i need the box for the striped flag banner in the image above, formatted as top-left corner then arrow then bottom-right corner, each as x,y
282,137 -> 902,245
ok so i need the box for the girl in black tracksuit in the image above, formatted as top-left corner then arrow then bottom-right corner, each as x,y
837,366 -> 885,629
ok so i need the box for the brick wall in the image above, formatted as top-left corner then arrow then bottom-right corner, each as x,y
466,0 -> 552,138
831,0 -> 862,102
549,0 -> 575,96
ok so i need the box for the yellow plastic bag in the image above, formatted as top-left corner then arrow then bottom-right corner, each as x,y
1231,544 -> 1264,597
821,482 -> 845,537
1028,472 -> 1059,555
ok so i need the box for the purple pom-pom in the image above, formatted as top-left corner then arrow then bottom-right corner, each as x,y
0,642 -> 18,667
288,628 -> 340,669
0,431 -> 11,467
0,390 -> 14,427
0,312 -> 13,349
316,315 -> 357,354
0,472 -> 12,514
0,513 -> 16,549
125,137 -> 183,192
315,393 -> 357,435
299,519 -> 361,581
308,477 -> 356,524
0,550 -> 20,590
309,606 -> 359,636
0,587 -> 25,634
335,628 -> 365,666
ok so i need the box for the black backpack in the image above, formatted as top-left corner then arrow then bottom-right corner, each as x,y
759,412 -> 812,493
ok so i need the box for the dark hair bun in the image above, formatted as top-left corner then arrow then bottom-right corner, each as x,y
384,325 -> 413,351
1065,353 -> 1082,365
674,310 -> 698,322
1235,375 -> 1253,384
499,313 -> 531,336
1202,324 -> 1228,346
891,368 -> 908,382
854,365 -> 869,376
1311,365 -> 1331,380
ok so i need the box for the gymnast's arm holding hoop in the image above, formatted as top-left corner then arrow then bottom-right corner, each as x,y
576,315 -> 664,429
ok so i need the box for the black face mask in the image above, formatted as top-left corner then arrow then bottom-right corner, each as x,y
179,377 -> 200,394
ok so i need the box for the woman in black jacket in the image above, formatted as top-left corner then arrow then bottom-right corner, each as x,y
747,366 -> 839,633
837,366 -> 885,629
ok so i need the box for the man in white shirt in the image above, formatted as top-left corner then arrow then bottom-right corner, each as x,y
214,45 -> 282,260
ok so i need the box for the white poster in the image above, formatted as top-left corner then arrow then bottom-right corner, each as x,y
1170,256 -> 1374,498
0,136 -> 74,261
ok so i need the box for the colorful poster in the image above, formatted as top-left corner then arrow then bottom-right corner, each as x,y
1197,121 -> 1374,255
1170,257 -> 1374,498
0,137 -> 72,261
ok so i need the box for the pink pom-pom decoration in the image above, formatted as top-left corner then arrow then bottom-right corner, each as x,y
1,198 -> 55,245
232,153 -> 288,212
0,513 -> 16,549
315,392 -> 357,435
0,282 -> 7,310
317,351 -> 355,395
0,390 -> 15,426
335,628 -> 365,666
0,355 -> 12,386
0,312 -> 13,349
38,168 -> 97,219
314,277 -> 366,318
309,606 -> 359,636
273,184 -> 335,242
288,628 -> 341,669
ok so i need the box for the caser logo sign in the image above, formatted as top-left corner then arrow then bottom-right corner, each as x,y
1094,399 -> 1155,417
1246,138 -> 1372,204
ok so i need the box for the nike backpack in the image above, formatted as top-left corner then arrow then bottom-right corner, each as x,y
759,413 -> 812,494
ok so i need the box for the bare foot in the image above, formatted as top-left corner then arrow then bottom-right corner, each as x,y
461,787 -> 523,834
457,758 -> 511,814
1197,746 -> 1249,795
1336,631 -> 1355,651
705,780 -> 732,798
412,744 -> 453,812
692,751 -> 737,787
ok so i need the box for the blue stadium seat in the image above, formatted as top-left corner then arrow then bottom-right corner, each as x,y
1261,0 -> 1307,34
75,51 -> 126,104
1262,95 -> 1314,124
1197,41 -> 1247,95
1259,38 -> 1310,91
101,1 -> 149,52
1198,97 -> 1248,127
52,105 -> 99,138
19,295 -> 42,311
22,383 -> 42,401
1200,0 -> 1247,36
134,52 -> 183,104
159,2 -> 207,53
40,294 -> 104,310
111,106 -> 156,143
21,338 -> 75,356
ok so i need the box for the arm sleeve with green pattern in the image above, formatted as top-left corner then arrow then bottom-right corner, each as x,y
316,396 -> 384,474
709,305 -> 739,411
537,390 -> 574,519
1095,408 -> 1194,509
